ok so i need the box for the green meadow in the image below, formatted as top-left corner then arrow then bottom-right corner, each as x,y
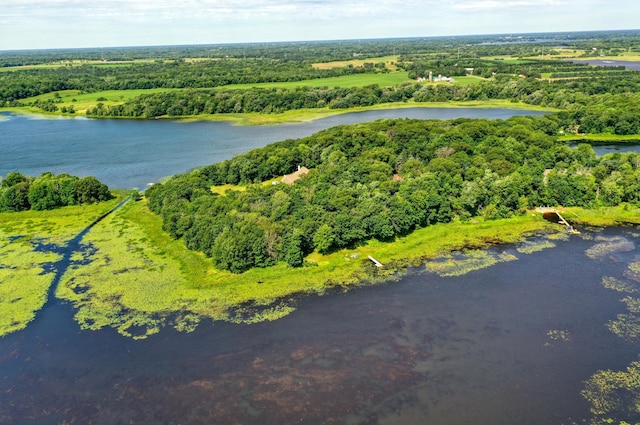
558,133 -> 640,144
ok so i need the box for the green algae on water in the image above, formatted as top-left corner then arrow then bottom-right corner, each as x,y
425,250 -> 517,277
585,236 -> 635,260
601,276 -> 639,293
516,239 -> 556,254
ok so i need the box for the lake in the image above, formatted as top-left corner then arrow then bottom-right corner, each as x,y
1,227 -> 639,424
0,108 -> 547,189
569,59 -> 640,71
2,109 -> 640,424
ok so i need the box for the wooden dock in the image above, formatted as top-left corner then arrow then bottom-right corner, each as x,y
368,256 -> 383,268
536,207 -> 580,234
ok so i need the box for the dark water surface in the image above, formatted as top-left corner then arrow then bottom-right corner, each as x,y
0,108 -> 545,189
1,227 -> 640,424
570,59 -> 640,71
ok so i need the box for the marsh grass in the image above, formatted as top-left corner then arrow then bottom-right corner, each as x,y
8,199 -> 633,339
47,200 -> 559,337
0,198 -> 123,337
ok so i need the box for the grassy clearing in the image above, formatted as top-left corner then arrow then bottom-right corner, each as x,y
312,56 -> 399,70
17,88 -> 180,115
0,198 -> 123,337
221,71 -> 412,90
559,133 -> 640,144
5,72 -> 412,117
449,76 -> 488,86
563,205 -> 640,227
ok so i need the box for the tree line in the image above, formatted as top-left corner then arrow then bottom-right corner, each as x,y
146,116 -> 640,273
0,58 -> 373,104
0,172 -> 113,212
83,73 -> 640,136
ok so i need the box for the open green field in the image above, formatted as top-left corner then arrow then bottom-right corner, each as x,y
17,88 -> 181,115
447,75 -> 489,86
0,59 -> 157,73
7,71 -> 414,116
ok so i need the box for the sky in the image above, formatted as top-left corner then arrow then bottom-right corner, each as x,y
0,0 -> 638,51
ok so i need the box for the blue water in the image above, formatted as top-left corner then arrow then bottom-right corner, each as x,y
2,109 -> 640,424
0,108 -> 545,189
1,227 -> 639,424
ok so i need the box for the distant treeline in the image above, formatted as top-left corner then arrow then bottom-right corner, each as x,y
0,59 -> 373,103
84,74 -> 640,136
2,30 -> 638,66
0,172 -> 112,212
146,116 -> 640,273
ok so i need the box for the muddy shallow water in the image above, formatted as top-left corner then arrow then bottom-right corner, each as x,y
1,226 -> 640,424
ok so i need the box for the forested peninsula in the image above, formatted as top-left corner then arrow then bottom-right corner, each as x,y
4,31 -> 640,425
2,31 -> 640,337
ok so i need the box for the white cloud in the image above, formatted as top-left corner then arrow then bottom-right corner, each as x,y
0,0 -> 638,49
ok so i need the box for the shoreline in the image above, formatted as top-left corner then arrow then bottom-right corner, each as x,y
2,200 -> 639,338
1,100 -> 557,126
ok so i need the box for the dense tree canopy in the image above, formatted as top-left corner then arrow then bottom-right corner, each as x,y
146,116 -> 640,273
0,172 -> 113,212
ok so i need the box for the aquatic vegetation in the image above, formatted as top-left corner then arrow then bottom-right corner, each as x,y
0,200 -> 121,337
516,239 -> 556,254
586,236 -> 636,260
425,250 -> 516,277
56,200 -> 211,338
0,237 -> 57,335
227,302 -> 297,325
582,360 -> 640,420
621,297 -> 640,313
625,261 -> 640,283
607,314 -> 640,341
602,276 -> 639,293
546,232 -> 571,241
547,329 -> 571,342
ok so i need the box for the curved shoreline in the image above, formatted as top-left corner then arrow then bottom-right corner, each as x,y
2,199 -> 639,338
1,100 -> 557,126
